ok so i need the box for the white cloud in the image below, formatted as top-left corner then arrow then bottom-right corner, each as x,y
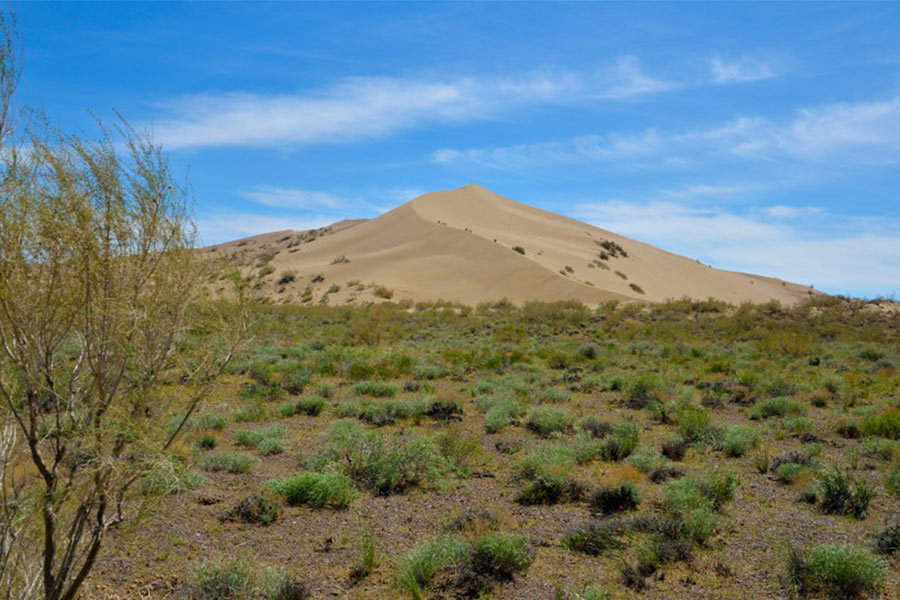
240,186 -> 344,210
196,212 -> 337,246
573,200 -> 900,296
152,60 -> 674,150
433,92 -> 900,169
710,56 -> 777,84
764,205 -> 823,218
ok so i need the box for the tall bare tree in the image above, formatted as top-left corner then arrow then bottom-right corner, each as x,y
0,12 -> 246,600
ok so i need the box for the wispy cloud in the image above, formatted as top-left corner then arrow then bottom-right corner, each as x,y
433,92 -> 900,170
240,186 -> 344,210
710,56 -> 777,83
196,212 -> 337,246
152,59 -> 674,150
574,200 -> 900,295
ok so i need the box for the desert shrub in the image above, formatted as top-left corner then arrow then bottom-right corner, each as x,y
223,491 -> 282,526
295,396 -> 327,416
861,408 -> 900,439
468,532 -> 532,581
538,387 -> 570,403
395,535 -> 469,600
195,432 -> 218,450
861,437 -> 899,460
350,529 -> 377,582
697,468 -> 740,510
874,521 -> 900,555
425,398 -> 464,422
311,420 -> 461,495
359,400 -> 425,426
516,476 -> 586,506
786,543 -> 887,599
201,451 -> 255,474
775,463 -> 807,484
661,435 -> 687,460
354,381 -> 399,398
277,270 -> 297,285
512,246 -> 525,255
526,406 -> 574,437
625,376 -> 659,409
233,424 -> 286,456
818,468 -> 874,519
624,449 -> 667,472
602,422 -> 639,461
266,472 -> 357,509
234,402 -> 268,423
562,521 -> 625,556
750,396 -> 806,420
413,362 -> 445,380
190,559 -> 308,600
674,402 -> 717,444
557,585 -> 608,600
886,461 -> 900,496
836,420 -> 862,439
717,425 -> 761,457
579,417 -> 611,438
663,470 -> 736,545
374,286 -> 394,299
629,283 -> 645,294
194,412 -> 229,431
590,483 -> 641,515
517,445 -> 576,481
482,398 -> 524,433
572,432 -> 606,465
770,450 -> 811,471
648,465 -> 684,483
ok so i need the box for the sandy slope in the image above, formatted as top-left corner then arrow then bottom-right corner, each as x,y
205,184 -> 814,306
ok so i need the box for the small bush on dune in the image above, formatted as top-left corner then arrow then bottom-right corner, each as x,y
786,543 -> 887,599
266,472 -> 357,509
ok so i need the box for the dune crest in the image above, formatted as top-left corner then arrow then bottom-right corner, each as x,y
206,184 -> 815,306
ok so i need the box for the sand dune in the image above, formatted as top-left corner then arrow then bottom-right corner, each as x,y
205,184 -> 815,306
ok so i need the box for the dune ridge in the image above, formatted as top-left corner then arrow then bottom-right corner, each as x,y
206,184 -> 815,306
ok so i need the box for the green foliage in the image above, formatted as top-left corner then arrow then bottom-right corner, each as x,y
787,544 -> 887,599
395,535 -> 469,600
749,396 -> 806,420
223,491 -> 282,526
353,381 -> 400,398
233,424 -> 285,456
266,472 -> 357,509
602,422 -> 639,461
201,451 -> 255,474
562,522 -> 624,556
874,521 -> 900,556
589,483 -> 641,515
512,246 -> 526,255
717,425 -> 761,457
861,408 -> 900,440
526,406 -> 574,437
189,558 -> 308,600
818,468 -> 874,519
517,445 -> 576,481
469,532 -> 532,580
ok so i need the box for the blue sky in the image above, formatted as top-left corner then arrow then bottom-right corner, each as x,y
13,2 -> 900,298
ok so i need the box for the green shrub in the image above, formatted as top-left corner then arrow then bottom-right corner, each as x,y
861,408 -> 900,440
818,468 -> 874,519
562,521 -> 624,556
195,432 -> 218,450
190,558 -> 308,600
359,400 -> 425,426
194,412 -> 229,431
697,468 -> 740,510
354,381 -> 399,398
526,406 -> 573,437
661,435 -> 687,460
886,461 -> 900,497
515,475 -> 585,505
223,491 -> 282,526
468,532 -> 532,580
861,437 -> 898,461
625,376 -> 659,409
787,543 -> 887,599
517,445 -> 576,481
674,402 -> 716,444
482,398 -> 524,433
512,246 -> 525,255
311,420 -> 461,495
718,425 -> 761,457
749,396 -> 806,420
266,472 -> 357,509
874,521 -> 900,555
629,283 -> 645,294
201,451 -> 255,474
350,529 -> 377,582
624,449 -> 667,472
233,424 -> 285,455
775,463 -> 807,484
395,535 -> 469,600
590,483 -> 641,515
602,422 -> 639,461
538,387 -> 570,403
557,585 -> 609,600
